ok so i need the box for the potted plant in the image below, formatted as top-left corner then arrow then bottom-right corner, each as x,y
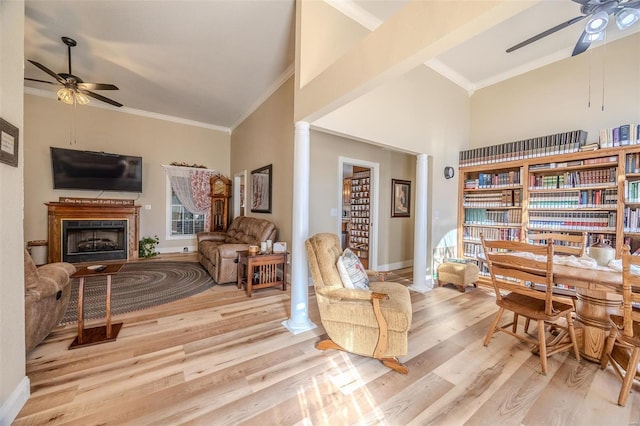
139,235 -> 159,258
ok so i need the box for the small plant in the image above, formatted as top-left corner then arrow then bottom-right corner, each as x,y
139,235 -> 160,258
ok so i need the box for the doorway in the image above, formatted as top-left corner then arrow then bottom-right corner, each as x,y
338,157 -> 379,270
233,170 -> 247,218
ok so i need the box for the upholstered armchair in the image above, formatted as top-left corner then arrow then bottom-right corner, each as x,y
198,216 -> 277,283
24,249 -> 76,353
305,233 -> 412,373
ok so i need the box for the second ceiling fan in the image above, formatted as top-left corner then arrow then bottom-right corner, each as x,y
26,36 -> 123,107
507,0 -> 640,57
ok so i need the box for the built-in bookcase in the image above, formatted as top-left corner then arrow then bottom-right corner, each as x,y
459,144 -> 640,284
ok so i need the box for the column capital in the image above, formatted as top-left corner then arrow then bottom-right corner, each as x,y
295,121 -> 310,131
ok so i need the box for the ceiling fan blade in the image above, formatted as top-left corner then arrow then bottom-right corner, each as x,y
24,77 -> 58,85
77,82 -> 119,91
78,89 -> 123,107
572,30 -> 592,56
27,60 -> 66,84
506,15 -> 588,53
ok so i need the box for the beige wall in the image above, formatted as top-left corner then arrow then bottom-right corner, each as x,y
24,94 -> 230,253
231,77 -> 294,245
471,33 -> 640,148
309,130 -> 415,269
1,0 -> 26,420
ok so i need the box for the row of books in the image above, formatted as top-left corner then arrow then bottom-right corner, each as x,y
463,243 -> 483,258
599,124 -> 640,148
624,180 -> 640,203
528,168 -> 617,189
459,130 -> 588,167
463,226 -> 522,243
625,153 -> 640,173
623,207 -> 640,232
528,189 -> 617,208
463,189 -> 521,207
465,170 -> 522,189
528,211 -> 616,231
464,208 -> 522,225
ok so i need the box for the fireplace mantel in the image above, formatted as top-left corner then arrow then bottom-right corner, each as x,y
47,202 -> 140,263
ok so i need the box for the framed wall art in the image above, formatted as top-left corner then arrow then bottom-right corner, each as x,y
0,118 -> 19,167
251,164 -> 272,213
391,179 -> 411,217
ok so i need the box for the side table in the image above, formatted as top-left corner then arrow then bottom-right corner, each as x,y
237,250 -> 288,297
69,263 -> 124,349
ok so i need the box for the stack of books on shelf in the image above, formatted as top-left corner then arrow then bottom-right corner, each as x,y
528,168 -> 617,189
529,189 -> 617,208
625,153 -> 640,173
459,130 -> 588,166
463,189 -> 520,207
464,208 -> 522,225
625,180 -> 640,203
463,227 -> 522,243
599,124 -> 639,148
468,170 -> 522,188
528,211 -> 616,231
623,207 -> 640,232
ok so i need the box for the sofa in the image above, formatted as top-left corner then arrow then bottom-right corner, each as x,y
197,216 -> 277,283
24,249 -> 76,353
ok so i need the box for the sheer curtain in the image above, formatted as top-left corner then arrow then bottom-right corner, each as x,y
163,165 -> 217,231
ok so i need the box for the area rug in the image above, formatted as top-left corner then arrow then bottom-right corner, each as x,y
60,261 -> 215,325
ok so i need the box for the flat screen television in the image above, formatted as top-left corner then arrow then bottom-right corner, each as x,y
50,147 -> 143,192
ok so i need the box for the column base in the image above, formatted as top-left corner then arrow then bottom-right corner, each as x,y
409,277 -> 433,293
282,318 -> 317,335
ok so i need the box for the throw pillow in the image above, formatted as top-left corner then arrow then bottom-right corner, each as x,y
337,248 -> 370,290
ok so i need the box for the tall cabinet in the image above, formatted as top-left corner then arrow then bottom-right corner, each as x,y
458,146 -> 640,283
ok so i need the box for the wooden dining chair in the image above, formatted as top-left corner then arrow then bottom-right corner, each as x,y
481,235 -> 581,375
600,245 -> 640,406
525,231 -> 587,257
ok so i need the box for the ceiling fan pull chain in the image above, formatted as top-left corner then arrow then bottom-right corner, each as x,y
602,31 -> 607,112
588,50 -> 592,108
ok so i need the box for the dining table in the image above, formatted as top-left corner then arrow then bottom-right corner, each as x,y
478,252 -> 627,363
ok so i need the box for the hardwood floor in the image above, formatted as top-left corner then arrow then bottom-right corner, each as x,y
14,267 -> 640,425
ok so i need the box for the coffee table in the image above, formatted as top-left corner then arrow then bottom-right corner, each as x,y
237,250 -> 288,297
69,263 -> 124,349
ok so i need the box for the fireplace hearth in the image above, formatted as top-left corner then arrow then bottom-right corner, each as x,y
47,201 -> 140,263
63,220 -> 127,263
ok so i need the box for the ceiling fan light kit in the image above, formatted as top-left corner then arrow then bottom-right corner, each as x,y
615,7 -> 640,29
25,36 -> 123,108
585,10 -> 609,33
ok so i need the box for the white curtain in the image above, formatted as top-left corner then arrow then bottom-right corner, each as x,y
163,165 -> 217,228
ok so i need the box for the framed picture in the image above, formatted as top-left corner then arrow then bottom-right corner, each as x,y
0,118 -> 19,168
251,164 -> 272,213
391,179 -> 411,217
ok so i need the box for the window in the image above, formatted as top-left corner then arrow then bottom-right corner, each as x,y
169,186 -> 207,237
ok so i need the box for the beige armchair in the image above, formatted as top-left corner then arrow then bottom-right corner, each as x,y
305,233 -> 412,373
24,249 -> 76,353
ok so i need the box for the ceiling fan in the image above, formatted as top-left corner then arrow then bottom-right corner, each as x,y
25,36 -> 123,107
507,0 -> 640,57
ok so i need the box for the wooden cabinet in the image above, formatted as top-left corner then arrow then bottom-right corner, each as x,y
210,174 -> 231,232
457,146 -> 640,283
349,167 -> 370,268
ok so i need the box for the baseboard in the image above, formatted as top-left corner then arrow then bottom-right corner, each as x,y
156,246 -> 196,254
0,376 -> 30,426
376,259 -> 413,272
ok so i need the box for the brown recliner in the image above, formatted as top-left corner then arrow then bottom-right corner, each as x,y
24,249 -> 76,353
305,233 -> 413,373
197,216 -> 277,283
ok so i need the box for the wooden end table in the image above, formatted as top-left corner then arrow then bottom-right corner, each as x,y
237,250 -> 288,297
69,263 -> 124,349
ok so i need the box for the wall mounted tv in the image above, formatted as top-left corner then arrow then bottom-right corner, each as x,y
51,147 -> 143,192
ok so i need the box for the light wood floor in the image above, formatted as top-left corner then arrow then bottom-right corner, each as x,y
14,265 -> 640,425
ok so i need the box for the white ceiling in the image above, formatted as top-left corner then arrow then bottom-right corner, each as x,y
23,1 -> 640,130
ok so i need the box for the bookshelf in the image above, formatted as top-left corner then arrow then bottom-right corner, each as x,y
349,167 -> 370,268
458,144 -> 640,283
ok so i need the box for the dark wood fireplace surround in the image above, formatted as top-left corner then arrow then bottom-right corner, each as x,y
47,201 -> 140,263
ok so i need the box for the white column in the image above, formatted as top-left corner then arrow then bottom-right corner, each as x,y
410,153 -> 432,293
283,121 -> 317,334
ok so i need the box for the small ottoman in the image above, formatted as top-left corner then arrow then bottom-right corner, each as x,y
437,261 -> 479,293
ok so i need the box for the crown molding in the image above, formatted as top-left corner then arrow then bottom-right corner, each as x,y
23,87 -> 231,134
230,62 -> 295,132
324,0 -> 382,31
424,58 -> 475,95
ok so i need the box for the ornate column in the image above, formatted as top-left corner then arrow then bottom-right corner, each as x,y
283,121 -> 317,334
409,153 -> 432,292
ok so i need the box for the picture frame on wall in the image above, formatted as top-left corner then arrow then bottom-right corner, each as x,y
0,118 -> 19,168
391,179 -> 411,217
251,164 -> 272,213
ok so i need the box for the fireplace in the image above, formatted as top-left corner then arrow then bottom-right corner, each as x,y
62,220 -> 128,263
47,201 -> 140,263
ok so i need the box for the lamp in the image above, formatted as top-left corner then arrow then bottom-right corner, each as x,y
56,87 -> 89,105
585,11 -> 609,34
615,7 -> 640,30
